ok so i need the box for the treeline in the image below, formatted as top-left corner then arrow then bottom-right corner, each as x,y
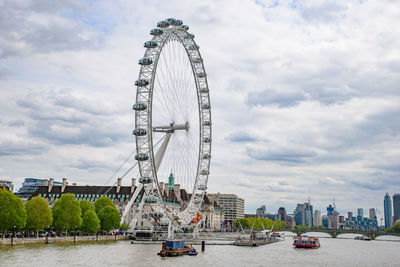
0,189 -> 126,237
384,222 -> 400,234
234,217 -> 286,230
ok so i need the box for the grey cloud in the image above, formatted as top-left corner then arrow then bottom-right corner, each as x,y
246,88 -> 306,107
246,146 -> 317,163
17,89 -> 129,147
0,0 -> 104,58
65,159 -> 111,171
225,132 -> 259,142
301,1 -> 347,23
7,120 -> 25,127
0,66 -> 14,80
0,140 -> 47,156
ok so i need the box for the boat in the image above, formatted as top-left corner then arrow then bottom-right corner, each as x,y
354,236 -> 371,241
158,240 -> 197,257
293,236 -> 320,249
234,221 -> 281,246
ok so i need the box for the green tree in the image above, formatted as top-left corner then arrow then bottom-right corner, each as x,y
97,206 -> 121,232
94,196 -> 114,214
52,193 -> 82,233
80,210 -> 100,234
80,200 -> 95,217
0,189 -> 27,237
385,222 -> 400,234
119,223 -> 130,231
234,217 -> 286,230
26,196 -> 52,237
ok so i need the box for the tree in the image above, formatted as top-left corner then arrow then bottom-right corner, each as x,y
0,189 -> 27,237
26,196 -> 52,237
119,223 -> 130,231
97,206 -> 121,232
234,217 -> 286,230
52,193 -> 82,233
80,210 -> 100,234
94,197 -> 114,214
80,200 -> 95,217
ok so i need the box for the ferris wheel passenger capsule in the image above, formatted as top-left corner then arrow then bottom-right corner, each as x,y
175,19 -> 183,26
138,58 -> 153,65
166,18 -> 177,25
132,128 -> 147,136
144,41 -> 158,48
202,103 -> 210,109
203,121 -> 212,126
203,137 -> 211,143
197,72 -> 206,78
202,153 -> 211,159
132,103 -> 147,111
135,79 -> 149,87
188,44 -> 199,50
200,88 -> 209,93
197,184 -> 207,190
157,20 -> 169,28
139,176 -> 153,184
181,25 -> 189,31
150,28 -> 163,36
135,153 -> 149,161
200,169 -> 210,175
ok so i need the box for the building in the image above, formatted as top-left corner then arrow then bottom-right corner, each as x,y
256,205 -> 266,217
30,177 -> 224,230
357,208 -> 363,218
208,193 -> 244,228
0,180 -> 14,192
278,207 -> 287,222
322,215 -> 330,228
15,178 -> 62,199
348,212 -> 353,219
393,194 -> 400,224
326,204 -> 339,229
369,208 -> 376,220
294,202 -> 313,227
384,193 -> 393,228
313,210 -> 322,227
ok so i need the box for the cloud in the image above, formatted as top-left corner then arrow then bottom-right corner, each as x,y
225,132 -> 259,142
247,88 -> 306,107
246,146 -> 318,163
0,140 -> 47,156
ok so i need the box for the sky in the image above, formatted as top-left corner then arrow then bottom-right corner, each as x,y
0,0 -> 399,219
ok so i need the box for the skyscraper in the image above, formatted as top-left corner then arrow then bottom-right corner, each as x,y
256,205 -> 266,217
294,202 -> 313,227
357,208 -> 363,218
348,212 -> 353,219
384,193 -> 393,228
369,208 -> 376,220
313,210 -> 322,226
278,207 -> 287,221
393,194 -> 400,224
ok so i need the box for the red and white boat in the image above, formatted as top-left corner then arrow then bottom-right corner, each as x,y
293,236 -> 320,249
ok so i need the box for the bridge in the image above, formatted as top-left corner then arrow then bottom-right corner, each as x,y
282,228 -> 400,240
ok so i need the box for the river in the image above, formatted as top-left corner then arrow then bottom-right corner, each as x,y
1,234 -> 400,266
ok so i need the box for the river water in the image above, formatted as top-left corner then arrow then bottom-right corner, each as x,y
1,234 -> 400,266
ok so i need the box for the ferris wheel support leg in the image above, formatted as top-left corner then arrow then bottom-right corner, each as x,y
121,183 -> 143,225
168,222 -> 173,239
128,193 -> 146,230
154,133 -> 172,171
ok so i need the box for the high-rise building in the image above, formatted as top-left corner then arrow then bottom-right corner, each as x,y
322,215 -> 330,228
294,202 -> 313,227
384,193 -> 393,228
278,207 -> 287,221
369,208 -> 376,220
327,204 -> 335,216
256,205 -> 266,217
348,212 -> 353,219
393,194 -> 400,224
313,210 -> 322,226
208,193 -> 244,228
339,216 -> 344,223
15,178 -> 62,199
357,208 -> 363,218
0,180 -> 14,192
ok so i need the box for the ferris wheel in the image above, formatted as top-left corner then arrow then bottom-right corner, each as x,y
124,18 -> 211,231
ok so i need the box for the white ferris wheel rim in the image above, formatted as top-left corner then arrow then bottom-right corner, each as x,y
133,18 -> 212,227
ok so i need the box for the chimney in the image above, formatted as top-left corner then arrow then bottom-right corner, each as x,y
48,178 -> 54,193
174,184 -> 181,202
131,178 -> 136,194
159,182 -> 164,195
61,178 -> 67,193
117,178 -> 122,193
43,179 -> 48,186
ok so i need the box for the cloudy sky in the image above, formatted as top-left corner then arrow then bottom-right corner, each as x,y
1,0 -> 399,219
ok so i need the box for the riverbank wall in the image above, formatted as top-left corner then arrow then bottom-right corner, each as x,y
0,235 -> 128,246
